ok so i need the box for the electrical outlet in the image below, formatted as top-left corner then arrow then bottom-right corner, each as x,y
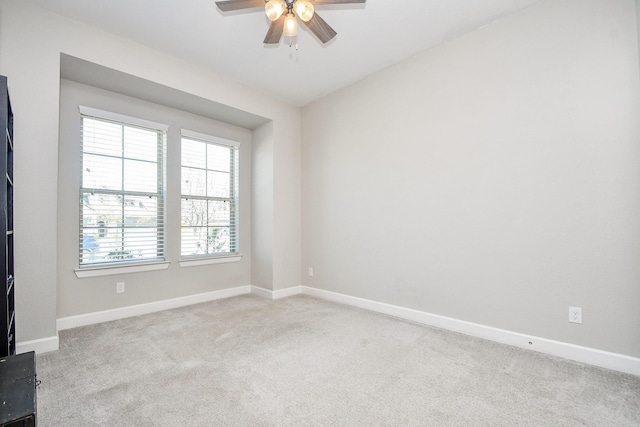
116,282 -> 125,294
569,306 -> 582,324
308,267 -> 313,277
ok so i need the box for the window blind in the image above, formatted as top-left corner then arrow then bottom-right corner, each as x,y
180,130 -> 239,258
79,108 -> 166,267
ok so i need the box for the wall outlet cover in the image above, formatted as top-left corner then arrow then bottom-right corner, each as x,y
569,306 -> 582,324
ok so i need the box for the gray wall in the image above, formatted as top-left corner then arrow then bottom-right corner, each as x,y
301,0 -> 640,357
637,0 -> 640,73
57,79 -> 252,317
0,0 -> 301,344
1,0 -> 638,360
251,122 -> 274,290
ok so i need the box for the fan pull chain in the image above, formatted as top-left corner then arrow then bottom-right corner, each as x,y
287,36 -> 298,50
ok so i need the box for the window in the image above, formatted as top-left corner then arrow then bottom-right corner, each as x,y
79,107 -> 167,267
181,130 -> 239,258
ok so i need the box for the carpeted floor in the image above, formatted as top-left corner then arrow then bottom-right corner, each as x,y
36,294 -> 640,426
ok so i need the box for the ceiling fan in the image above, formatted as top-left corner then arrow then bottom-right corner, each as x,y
215,0 -> 366,45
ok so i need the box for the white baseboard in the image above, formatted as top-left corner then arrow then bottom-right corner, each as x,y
57,285 -> 251,331
251,285 -> 302,300
16,334 -> 59,354
300,286 -> 640,377
250,285 -> 273,299
273,286 -> 303,299
48,282 -> 640,376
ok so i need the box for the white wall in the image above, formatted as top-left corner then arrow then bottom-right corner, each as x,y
0,0 -> 301,344
302,0 -> 640,358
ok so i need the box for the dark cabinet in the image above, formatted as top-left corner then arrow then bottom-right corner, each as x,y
0,75 -> 14,358
0,352 -> 37,427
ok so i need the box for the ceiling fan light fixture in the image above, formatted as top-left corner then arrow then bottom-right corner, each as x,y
216,0 -> 366,45
283,12 -> 298,37
265,0 -> 286,21
293,0 -> 314,22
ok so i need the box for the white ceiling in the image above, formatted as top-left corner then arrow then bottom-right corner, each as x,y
27,0 -> 540,107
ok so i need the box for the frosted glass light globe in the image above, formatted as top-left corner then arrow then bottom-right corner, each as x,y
265,0 -> 286,21
294,0 -> 314,22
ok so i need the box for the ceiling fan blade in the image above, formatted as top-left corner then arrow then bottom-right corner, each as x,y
215,0 -> 265,12
264,15 -> 285,44
311,0 -> 365,4
303,12 -> 337,44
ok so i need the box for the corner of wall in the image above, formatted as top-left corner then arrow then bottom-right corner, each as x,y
636,0 -> 640,76
251,121 -> 274,290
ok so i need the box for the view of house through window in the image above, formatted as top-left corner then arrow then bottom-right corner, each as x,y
79,112 -> 166,266
181,133 -> 239,258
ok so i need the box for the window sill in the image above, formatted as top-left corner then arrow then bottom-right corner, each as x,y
179,255 -> 242,268
75,261 -> 170,278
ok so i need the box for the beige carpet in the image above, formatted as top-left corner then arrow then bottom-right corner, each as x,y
36,294 -> 640,426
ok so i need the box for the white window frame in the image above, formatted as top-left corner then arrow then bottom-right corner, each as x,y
179,129 -> 240,265
75,106 -> 168,276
